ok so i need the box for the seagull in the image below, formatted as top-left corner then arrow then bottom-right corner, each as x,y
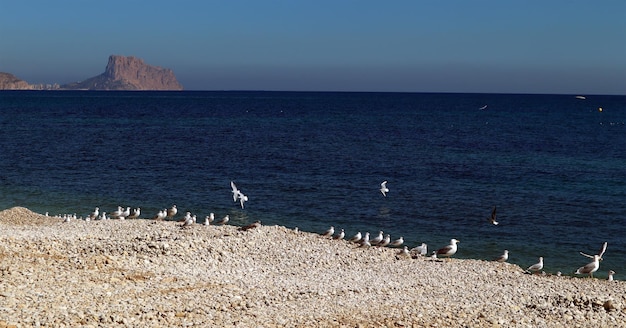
494,250 -> 509,262
63,214 -> 71,223
359,232 -> 371,247
389,236 -> 404,247
479,105 -> 488,110
575,255 -> 601,278
215,215 -> 229,225
380,181 -> 389,197
204,213 -> 214,225
167,205 -> 177,219
111,206 -> 124,219
429,250 -> 438,261
182,211 -> 192,223
98,212 -> 107,220
181,215 -> 194,228
580,241 -> 607,260
410,243 -> 428,258
240,220 -> 261,231
349,231 -> 362,243
128,207 -> 140,219
89,207 -> 99,220
378,234 -> 391,247
238,192 -> 249,209
526,257 -> 544,274
370,231 -> 384,246
153,209 -> 166,220
397,246 -> 411,258
608,270 -> 616,281
322,226 -> 334,238
488,206 -> 498,225
231,181 -> 242,202
436,239 -> 460,261
120,207 -> 131,219
334,229 -> 345,240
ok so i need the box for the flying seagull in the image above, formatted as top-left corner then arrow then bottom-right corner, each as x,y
488,206 -> 499,225
380,181 -> 389,197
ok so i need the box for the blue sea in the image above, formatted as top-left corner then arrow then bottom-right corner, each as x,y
1,91 -> 624,278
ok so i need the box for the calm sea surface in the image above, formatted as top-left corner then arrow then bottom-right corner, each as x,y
1,91 -> 624,278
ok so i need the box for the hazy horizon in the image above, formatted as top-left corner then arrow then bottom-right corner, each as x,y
1,1 -> 625,95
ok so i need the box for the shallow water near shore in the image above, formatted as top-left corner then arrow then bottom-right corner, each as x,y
0,90 -> 625,278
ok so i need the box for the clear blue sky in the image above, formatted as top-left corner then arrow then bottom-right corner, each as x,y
1,1 -> 625,94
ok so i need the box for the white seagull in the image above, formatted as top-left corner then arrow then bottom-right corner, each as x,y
389,236 -> 404,247
322,226 -> 335,238
575,255 -> 601,278
128,207 -> 140,219
494,250 -> 509,262
370,231 -> 384,246
215,215 -> 229,225
349,231 -> 362,243
334,229 -> 345,240
359,232 -> 371,247
410,243 -> 428,257
380,181 -> 389,197
436,239 -> 459,261
153,209 -> 166,220
526,257 -> 544,274
608,270 -> 616,281
238,192 -> 249,209
204,213 -> 215,225
397,246 -> 411,258
231,181 -> 242,202
111,206 -> 124,219
378,234 -> 391,247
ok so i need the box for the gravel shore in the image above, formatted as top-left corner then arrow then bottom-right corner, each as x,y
0,207 -> 624,327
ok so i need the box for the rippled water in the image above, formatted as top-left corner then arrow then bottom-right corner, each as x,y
0,91 -> 624,278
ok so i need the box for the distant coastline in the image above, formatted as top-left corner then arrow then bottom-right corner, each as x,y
0,55 -> 182,91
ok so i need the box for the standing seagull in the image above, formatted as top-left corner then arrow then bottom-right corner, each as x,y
608,270 -> 616,281
204,213 -> 215,226
167,205 -> 178,219
370,231 -> 384,246
389,236 -> 404,247
89,207 -> 99,220
321,226 -> 335,238
334,229 -> 345,240
378,234 -> 391,247
526,257 -> 544,274
436,239 -> 460,261
488,206 -> 499,225
349,231 -> 362,243
215,215 -> 229,225
494,250 -> 509,262
575,255 -> 601,278
380,181 -> 389,197
410,243 -> 428,257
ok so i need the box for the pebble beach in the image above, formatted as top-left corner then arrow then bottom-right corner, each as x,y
0,207 -> 624,327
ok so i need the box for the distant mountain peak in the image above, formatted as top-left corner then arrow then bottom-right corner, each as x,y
63,55 -> 183,90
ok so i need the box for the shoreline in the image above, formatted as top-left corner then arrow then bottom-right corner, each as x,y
0,206 -> 624,327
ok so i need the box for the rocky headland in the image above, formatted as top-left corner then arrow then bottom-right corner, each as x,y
62,55 -> 183,90
0,73 -> 34,90
0,206 -> 624,327
0,55 -> 183,91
